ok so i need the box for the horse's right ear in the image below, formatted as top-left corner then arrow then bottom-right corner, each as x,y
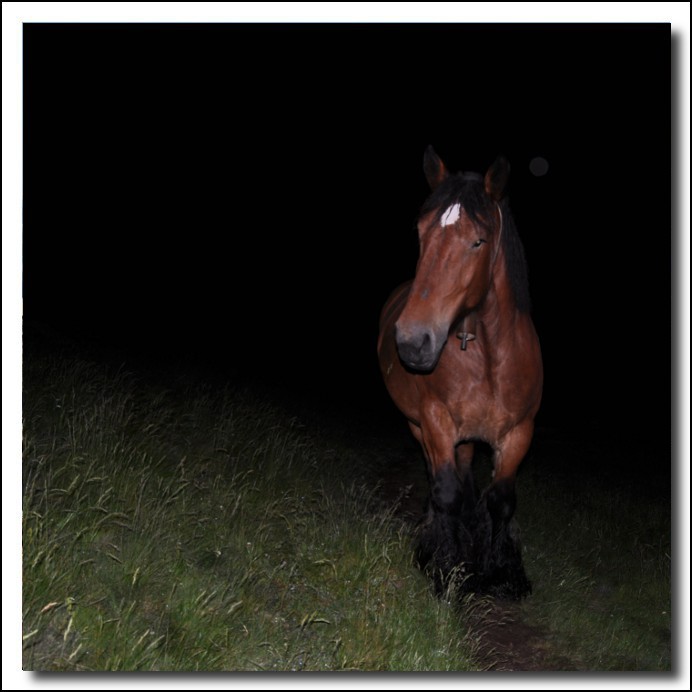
484,156 -> 510,201
423,146 -> 449,190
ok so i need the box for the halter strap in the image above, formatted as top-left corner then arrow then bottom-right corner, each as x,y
491,203 -> 504,269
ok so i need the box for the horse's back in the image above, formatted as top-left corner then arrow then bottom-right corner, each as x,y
377,281 -> 412,366
378,281 -> 412,335
378,280 -> 434,426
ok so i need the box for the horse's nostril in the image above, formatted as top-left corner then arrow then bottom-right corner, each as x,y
395,324 -> 438,370
396,326 -> 425,351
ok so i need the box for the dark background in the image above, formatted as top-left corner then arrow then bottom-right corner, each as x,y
23,24 -> 671,436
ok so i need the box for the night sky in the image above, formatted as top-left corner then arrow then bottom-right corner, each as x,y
23,23 -> 671,435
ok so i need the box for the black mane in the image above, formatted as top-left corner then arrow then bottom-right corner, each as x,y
419,173 -> 531,313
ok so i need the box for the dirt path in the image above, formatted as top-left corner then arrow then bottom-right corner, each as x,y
469,600 -> 578,671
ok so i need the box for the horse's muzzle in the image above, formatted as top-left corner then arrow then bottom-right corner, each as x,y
395,322 -> 444,372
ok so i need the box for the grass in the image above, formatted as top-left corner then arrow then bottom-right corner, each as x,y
22,349 -> 672,672
22,352 -> 482,671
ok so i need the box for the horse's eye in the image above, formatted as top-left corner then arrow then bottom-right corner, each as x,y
472,239 -> 486,249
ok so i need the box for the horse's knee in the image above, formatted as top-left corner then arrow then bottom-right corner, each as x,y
485,478 -> 517,529
429,463 -> 462,513
417,463 -> 469,578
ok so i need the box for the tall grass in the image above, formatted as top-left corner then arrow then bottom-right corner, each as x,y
22,353 -> 481,671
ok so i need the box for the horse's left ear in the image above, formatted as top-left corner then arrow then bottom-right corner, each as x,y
484,156 -> 510,201
423,146 -> 449,190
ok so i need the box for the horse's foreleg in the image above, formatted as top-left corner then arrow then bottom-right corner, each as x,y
478,421 -> 534,599
411,405 -> 473,592
455,442 -> 477,526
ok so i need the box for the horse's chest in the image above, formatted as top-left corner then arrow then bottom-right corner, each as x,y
436,349 -> 515,438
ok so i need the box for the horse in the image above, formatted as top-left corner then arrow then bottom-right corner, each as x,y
377,147 -> 543,599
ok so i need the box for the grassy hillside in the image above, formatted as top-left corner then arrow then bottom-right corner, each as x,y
22,352 -> 481,671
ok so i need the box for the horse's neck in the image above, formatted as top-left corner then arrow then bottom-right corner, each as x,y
477,252 -> 521,345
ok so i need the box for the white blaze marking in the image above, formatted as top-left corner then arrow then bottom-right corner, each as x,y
440,203 -> 460,227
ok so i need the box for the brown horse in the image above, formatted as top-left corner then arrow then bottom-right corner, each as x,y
377,147 -> 543,599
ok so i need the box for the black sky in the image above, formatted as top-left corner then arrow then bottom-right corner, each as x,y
23,23 -> 671,433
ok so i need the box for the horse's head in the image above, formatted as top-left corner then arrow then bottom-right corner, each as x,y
395,147 -> 509,371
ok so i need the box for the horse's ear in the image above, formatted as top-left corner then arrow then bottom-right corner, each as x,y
484,156 -> 510,200
423,146 -> 449,190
